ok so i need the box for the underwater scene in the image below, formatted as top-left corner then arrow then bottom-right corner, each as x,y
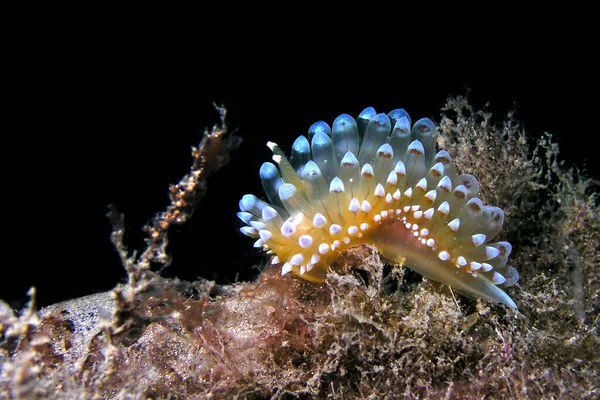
2,39 -> 598,399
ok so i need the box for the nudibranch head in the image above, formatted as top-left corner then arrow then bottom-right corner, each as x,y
238,107 -> 519,308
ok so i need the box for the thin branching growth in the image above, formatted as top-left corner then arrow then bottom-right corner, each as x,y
1,99 -> 598,399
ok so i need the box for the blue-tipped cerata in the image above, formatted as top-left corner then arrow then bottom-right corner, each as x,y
238,107 -> 520,309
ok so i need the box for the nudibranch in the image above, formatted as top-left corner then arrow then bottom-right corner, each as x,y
238,107 -> 519,309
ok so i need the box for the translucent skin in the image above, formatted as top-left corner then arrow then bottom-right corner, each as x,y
367,220 -> 517,309
238,108 -> 519,309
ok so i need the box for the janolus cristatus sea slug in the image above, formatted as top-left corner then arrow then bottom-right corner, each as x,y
238,107 -> 519,309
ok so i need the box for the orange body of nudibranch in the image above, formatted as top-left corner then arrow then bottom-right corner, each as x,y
238,107 -> 519,308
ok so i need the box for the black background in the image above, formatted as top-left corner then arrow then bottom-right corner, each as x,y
4,23 -> 597,309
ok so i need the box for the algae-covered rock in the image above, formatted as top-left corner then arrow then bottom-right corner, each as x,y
1,99 -> 598,399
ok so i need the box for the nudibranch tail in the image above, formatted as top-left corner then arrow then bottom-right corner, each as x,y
238,107 -> 519,309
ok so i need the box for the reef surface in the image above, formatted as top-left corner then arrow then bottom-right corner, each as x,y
1,98 -> 598,399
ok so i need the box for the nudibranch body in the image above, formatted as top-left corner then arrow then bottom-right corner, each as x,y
238,107 -> 519,309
